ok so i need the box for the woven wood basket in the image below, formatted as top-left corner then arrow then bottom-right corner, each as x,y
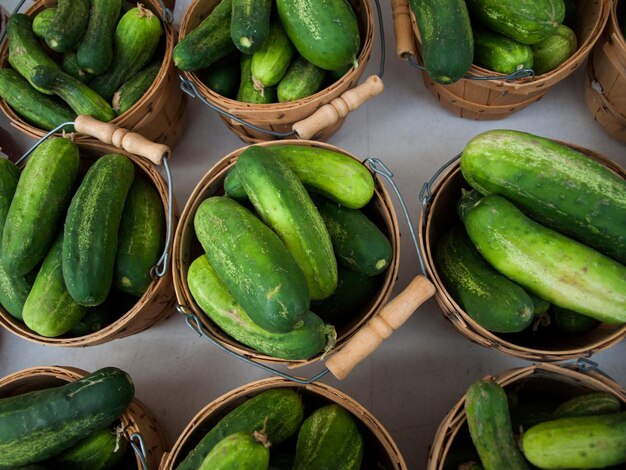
160,376 -> 406,469
584,0 -> 626,142
0,0 -> 188,147
0,365 -> 170,469
177,0 -> 383,143
418,142 -> 626,362
392,0 -> 610,120
427,362 -> 626,469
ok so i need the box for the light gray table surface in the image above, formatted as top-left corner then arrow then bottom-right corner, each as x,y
0,1 -> 625,468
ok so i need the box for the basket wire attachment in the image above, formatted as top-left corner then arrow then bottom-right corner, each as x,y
129,432 -> 149,470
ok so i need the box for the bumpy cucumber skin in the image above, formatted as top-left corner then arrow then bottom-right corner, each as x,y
44,0 -> 90,52
194,196 -> 309,333
199,432 -> 270,470
551,305 -> 600,334
112,62 -> 161,115
52,427 -> 128,470
276,0 -> 360,71
435,225 -> 534,333
231,0 -> 272,54
522,412 -> 626,469
201,55 -> 241,99
237,55 -> 277,104
473,28 -> 534,74
32,8 -> 57,38
461,129 -> 626,264
188,255 -> 330,360
554,392 -> 621,419
277,56 -> 326,102
175,389 -> 303,470
465,380 -> 529,470
62,53 -> 92,84
237,146 -> 337,300
531,24 -> 577,75
251,19 -> 294,87
76,0 -> 122,75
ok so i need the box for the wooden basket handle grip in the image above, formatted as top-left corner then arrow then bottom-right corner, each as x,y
74,115 -> 170,165
292,75 -> 384,140
391,0 -> 417,60
325,275 -> 436,380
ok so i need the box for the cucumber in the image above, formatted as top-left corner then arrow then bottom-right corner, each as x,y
62,53 -> 92,84
236,146 -> 337,300
194,196 -> 309,333
530,295 -> 550,316
276,0 -> 360,71
76,0 -> 122,75
173,0 -> 236,71
460,129 -> 626,264
199,432 -> 270,470
51,426 -> 128,470
2,137 -> 80,276
554,392 -> 621,419
551,306 -> 600,335
313,194 -> 391,277
32,8 -> 57,38
408,0 -> 474,84
175,389 -> 303,470
237,55 -> 277,104
435,225 -> 534,333
44,0 -> 90,52
188,255 -> 332,360
465,0 -> 565,44
63,154 -> 135,306
531,24 -> 577,75
112,61 -> 161,115
200,55 -> 241,99
67,302 -> 114,337
0,367 -> 134,467
473,28 -> 533,74
231,0 -> 272,54
459,192 -> 626,324
521,413 -> 626,469
251,19 -> 294,87
293,404 -> 363,470
465,379 -> 529,470
277,55 -> 326,102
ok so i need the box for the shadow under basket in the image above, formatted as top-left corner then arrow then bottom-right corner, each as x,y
418,142 -> 626,362
160,376 -> 406,469
0,365 -> 170,469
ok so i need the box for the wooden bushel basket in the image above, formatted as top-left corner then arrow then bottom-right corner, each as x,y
418,143 -> 626,362
0,0 -> 188,147
584,0 -> 626,143
392,0 -> 610,120
160,376 -> 406,469
177,0 -> 383,143
427,362 -> 626,469
0,365 -> 170,469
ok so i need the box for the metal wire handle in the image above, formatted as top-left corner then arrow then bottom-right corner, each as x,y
573,358 -> 614,380
129,432 -> 149,470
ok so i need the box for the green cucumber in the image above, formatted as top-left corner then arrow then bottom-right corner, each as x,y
194,196 -> 309,333
199,432 -> 270,470
459,192 -> 626,324
231,0 -> 272,54
2,137 -> 80,276
531,24 -> 577,75
521,413 -> 626,469
76,0 -> 122,75
277,55 -> 326,102
551,306 -> 600,335
251,19 -> 294,87
62,53 -> 92,84
173,0 -> 236,71
408,0 -> 474,84
44,0 -> 90,52
554,392 -> 621,419
67,302 -> 114,337
51,426 -> 128,470
237,55 -> 277,104
0,367 -> 134,467
200,55 -> 241,99
460,129 -> 626,264
188,255 -> 332,360
473,28 -> 533,74
175,389 -> 303,470
435,225 -> 534,333
112,62 -> 161,115
530,295 -> 550,316
293,404 -> 363,470
32,8 -> 57,39
63,154 -> 135,306
465,380 -> 529,470
236,146 -> 337,300
276,0 -> 360,70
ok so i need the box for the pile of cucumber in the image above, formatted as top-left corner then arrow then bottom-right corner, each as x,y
174,0 -> 361,103
0,0 -> 164,131
189,145 -> 392,360
410,0 -> 578,84
435,129 -> 626,340
175,388 -> 364,470
0,136 -> 165,338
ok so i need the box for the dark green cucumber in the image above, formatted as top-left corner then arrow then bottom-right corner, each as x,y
276,0 -> 360,71
0,367 -> 134,467
435,225 -> 534,333
199,432 -> 270,470
200,55 -> 241,99
277,55 -> 325,102
473,28 -> 533,74
237,146 -> 337,300
32,65 -> 115,122
62,53 -> 92,84
0,156 -> 21,229
459,192 -> 626,324
530,295 -> 550,315
460,129 -> 626,264
293,404 -> 363,470
113,175 -> 164,297
175,389 -> 303,470
63,154 -> 135,306
521,412 -> 626,469
531,24 -> 577,75
251,19 -> 294,87
2,137 -> 80,276
465,379 -> 529,470
231,0 -> 272,54
67,302 -> 114,337
32,8 -> 57,38
44,0 -> 90,53
173,0 -> 236,71
554,392 -> 621,419
237,55 -> 277,104
112,62 -> 161,115
551,306 -> 600,335
409,0 -> 474,83
188,255 -> 333,360
313,194 -> 391,277
51,426 -> 128,470
76,0 -> 122,75
194,196 -> 309,333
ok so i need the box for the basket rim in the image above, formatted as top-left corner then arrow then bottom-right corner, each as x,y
609,0 -> 626,49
